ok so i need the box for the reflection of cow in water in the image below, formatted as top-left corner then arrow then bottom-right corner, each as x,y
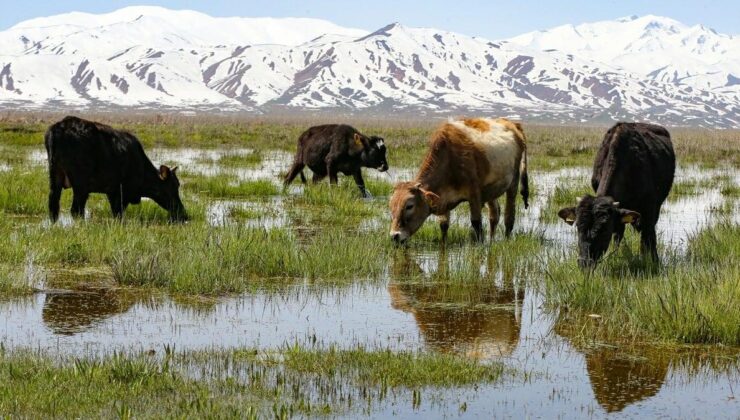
584,349 -> 669,413
42,289 -> 136,335
388,251 -> 522,359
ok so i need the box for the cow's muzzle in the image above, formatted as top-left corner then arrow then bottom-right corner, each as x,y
378,163 -> 389,172
391,231 -> 408,245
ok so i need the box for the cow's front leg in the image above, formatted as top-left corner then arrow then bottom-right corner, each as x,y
469,195 -> 483,242
487,199 -> 500,241
352,170 -> 368,197
613,222 -> 625,247
504,180 -> 519,237
107,191 -> 125,219
71,189 -> 89,219
439,212 -> 450,244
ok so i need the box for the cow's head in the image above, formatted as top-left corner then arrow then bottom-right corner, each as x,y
389,182 -> 440,244
558,195 -> 640,268
354,133 -> 388,172
155,165 -> 188,222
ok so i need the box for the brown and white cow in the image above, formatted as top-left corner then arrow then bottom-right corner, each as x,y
389,117 -> 529,244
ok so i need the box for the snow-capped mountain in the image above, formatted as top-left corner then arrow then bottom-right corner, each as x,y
0,6 -> 737,127
506,15 -> 739,94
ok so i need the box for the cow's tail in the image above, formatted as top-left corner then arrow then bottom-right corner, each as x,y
44,126 -> 58,184
284,130 -> 309,186
515,123 -> 529,209
520,147 -> 529,209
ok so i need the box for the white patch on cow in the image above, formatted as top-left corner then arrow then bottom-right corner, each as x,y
448,119 -> 520,194
377,139 -> 384,147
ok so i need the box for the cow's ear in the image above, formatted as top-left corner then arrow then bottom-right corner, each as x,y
159,165 -> 170,180
171,166 -> 179,174
419,188 -> 441,210
557,207 -> 577,225
618,209 -> 640,224
351,133 -> 369,155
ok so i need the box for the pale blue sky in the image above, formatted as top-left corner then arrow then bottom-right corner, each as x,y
2,0 -> 737,38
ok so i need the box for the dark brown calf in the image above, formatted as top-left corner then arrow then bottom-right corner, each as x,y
284,124 -> 388,197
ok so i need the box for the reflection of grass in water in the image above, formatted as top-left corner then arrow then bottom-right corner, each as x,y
0,346 -> 503,418
543,222 -> 740,345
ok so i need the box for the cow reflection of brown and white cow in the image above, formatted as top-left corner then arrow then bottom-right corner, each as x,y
388,251 -> 522,359
42,289 -> 136,335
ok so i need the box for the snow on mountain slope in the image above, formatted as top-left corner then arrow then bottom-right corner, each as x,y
0,7 -> 737,127
506,15 -> 740,91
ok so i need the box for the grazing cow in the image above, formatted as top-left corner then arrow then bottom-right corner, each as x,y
389,117 -> 529,244
284,124 -> 389,197
45,116 -> 188,222
557,122 -> 675,267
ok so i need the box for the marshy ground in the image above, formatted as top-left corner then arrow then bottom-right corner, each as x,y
0,115 -> 738,418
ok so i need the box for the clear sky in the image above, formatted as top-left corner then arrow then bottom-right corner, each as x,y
2,0 -> 737,38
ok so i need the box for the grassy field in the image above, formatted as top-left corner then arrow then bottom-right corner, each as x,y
0,346 -> 504,418
0,115 -> 737,416
2,114 -> 738,170
542,222 -> 740,345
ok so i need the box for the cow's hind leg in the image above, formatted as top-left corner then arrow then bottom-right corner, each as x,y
640,225 -> 659,263
504,181 -> 519,238
71,190 -> 89,219
488,199 -> 500,241
48,187 -> 62,223
48,168 -> 64,223
312,172 -> 326,184
469,194 -> 484,242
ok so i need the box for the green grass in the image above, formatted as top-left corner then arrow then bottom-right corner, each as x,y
184,175 -> 279,198
2,118 -> 737,169
0,264 -> 35,296
542,222 -> 740,345
269,346 -> 504,387
0,346 -> 504,418
195,150 -> 263,167
539,180 -> 593,223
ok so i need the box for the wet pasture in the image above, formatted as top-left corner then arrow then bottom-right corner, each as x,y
1,142 -> 739,418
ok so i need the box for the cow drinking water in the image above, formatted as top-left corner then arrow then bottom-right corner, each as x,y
284,124 -> 388,197
557,122 -> 675,268
389,118 -> 529,244
45,116 -> 188,222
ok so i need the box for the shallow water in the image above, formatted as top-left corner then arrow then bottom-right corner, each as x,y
2,269 -> 737,418
4,154 -> 739,417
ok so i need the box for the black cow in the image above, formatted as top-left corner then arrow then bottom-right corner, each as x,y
558,122 -> 675,267
284,124 -> 388,197
45,116 -> 187,222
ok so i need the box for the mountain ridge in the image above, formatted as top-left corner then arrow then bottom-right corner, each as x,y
0,7 -> 737,127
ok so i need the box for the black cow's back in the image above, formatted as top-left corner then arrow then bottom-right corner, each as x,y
45,116 -> 151,195
592,122 -> 675,224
